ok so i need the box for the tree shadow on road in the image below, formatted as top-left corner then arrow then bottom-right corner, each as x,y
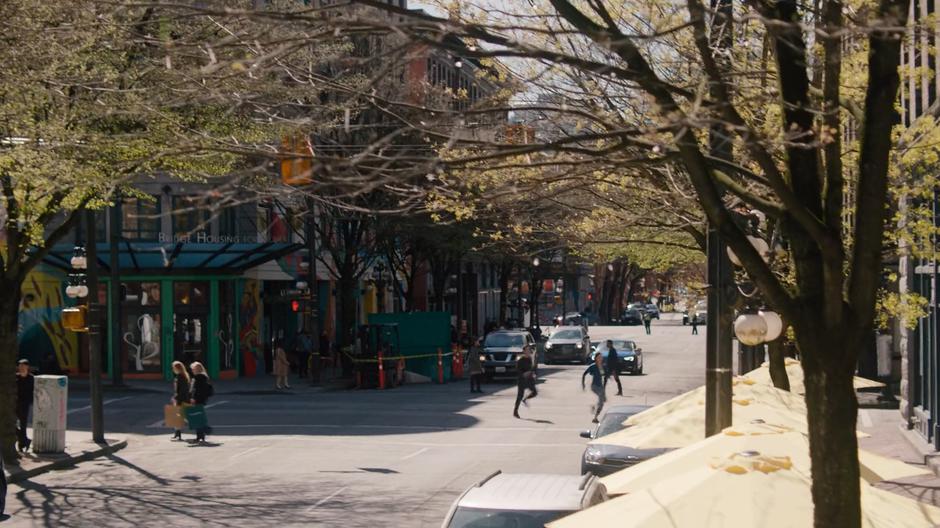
8,470 -> 448,527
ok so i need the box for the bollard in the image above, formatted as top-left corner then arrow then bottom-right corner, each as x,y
378,347 -> 386,390
437,348 -> 444,384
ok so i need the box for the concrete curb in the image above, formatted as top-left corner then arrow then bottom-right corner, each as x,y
5,438 -> 128,484
897,424 -> 940,476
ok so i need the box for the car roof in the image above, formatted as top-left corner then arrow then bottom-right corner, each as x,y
551,326 -> 583,332
459,474 -> 587,511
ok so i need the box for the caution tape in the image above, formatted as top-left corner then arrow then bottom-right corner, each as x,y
341,348 -> 454,364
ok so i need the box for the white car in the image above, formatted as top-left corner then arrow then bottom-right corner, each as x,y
440,472 -> 606,528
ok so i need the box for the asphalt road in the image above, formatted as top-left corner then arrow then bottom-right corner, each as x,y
6,314 -> 704,527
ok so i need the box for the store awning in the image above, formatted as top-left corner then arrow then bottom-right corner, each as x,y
43,241 -> 304,274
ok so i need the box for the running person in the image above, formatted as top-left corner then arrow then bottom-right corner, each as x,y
582,352 -> 606,423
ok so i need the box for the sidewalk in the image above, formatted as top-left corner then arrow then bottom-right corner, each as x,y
3,431 -> 126,484
858,406 -> 940,508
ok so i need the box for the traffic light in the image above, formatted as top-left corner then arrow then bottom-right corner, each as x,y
587,292 -> 593,301
291,300 -> 301,312
280,134 -> 313,186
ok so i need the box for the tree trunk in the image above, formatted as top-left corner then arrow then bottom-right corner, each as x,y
337,276 -> 357,376
767,339 -> 790,391
0,279 -> 22,464
497,262 -> 511,326
800,332 -> 862,528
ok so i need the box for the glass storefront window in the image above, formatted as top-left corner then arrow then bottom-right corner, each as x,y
172,196 -> 210,240
122,196 -> 162,240
219,282 -> 236,371
120,281 -> 163,374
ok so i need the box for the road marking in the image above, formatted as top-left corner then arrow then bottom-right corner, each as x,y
400,447 -> 429,460
231,447 -> 263,459
68,396 -> 133,415
145,400 -> 229,428
859,409 -> 873,428
306,487 -> 347,513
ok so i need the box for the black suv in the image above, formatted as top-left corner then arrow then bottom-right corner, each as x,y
482,330 -> 536,378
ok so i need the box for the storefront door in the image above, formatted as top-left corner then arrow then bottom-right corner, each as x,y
174,281 -> 209,367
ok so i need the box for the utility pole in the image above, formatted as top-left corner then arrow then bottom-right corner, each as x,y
705,0 -> 735,437
85,210 -> 105,443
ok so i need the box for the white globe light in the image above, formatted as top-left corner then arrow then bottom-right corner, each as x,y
749,236 -> 771,262
727,236 -> 771,267
70,255 -> 87,270
65,285 -> 79,298
759,310 -> 784,342
727,246 -> 742,267
76,285 -> 89,298
734,313 -> 768,346
295,281 -> 308,290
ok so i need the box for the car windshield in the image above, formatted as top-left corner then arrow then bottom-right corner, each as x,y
596,413 -> 632,437
551,330 -> 582,340
447,507 -> 572,528
485,334 -> 524,347
611,341 -> 636,351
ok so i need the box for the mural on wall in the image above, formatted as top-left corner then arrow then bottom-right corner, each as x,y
123,314 -> 161,371
18,268 -> 79,372
239,279 -> 262,377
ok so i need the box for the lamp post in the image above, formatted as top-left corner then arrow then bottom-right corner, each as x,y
63,213 -> 104,444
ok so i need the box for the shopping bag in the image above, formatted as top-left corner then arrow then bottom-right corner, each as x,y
164,404 -> 184,429
185,404 -> 209,430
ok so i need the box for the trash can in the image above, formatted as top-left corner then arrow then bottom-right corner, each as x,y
32,375 -> 68,454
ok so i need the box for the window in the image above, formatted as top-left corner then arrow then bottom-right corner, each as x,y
122,196 -> 162,240
172,196 -> 210,240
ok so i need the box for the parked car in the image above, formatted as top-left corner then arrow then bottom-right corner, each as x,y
482,330 -> 537,379
643,304 -> 660,319
594,338 -> 644,375
620,308 -> 643,326
579,405 -> 668,476
440,471 -> 607,528
543,326 -> 591,364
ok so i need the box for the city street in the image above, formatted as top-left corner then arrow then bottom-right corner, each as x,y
5,315 -> 704,527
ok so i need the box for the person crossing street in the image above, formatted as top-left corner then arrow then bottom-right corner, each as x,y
582,351 -> 606,423
603,340 -> 623,396
513,345 -> 538,418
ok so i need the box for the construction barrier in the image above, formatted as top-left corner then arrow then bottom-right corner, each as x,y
452,345 -> 464,379
343,348 -> 454,389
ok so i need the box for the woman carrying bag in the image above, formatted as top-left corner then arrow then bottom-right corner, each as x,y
169,361 -> 190,441
274,339 -> 291,389
188,362 -> 213,444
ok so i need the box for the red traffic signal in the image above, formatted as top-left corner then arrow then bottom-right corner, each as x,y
291,300 -> 301,312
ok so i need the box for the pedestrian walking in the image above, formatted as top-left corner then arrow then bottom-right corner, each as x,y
274,339 -> 291,389
297,330 -> 314,379
691,317 -> 699,335
643,312 -> 652,335
189,362 -> 213,443
603,340 -> 623,396
513,346 -> 538,418
15,359 -> 34,453
582,352 -> 606,423
468,337 -> 484,394
170,361 -> 191,441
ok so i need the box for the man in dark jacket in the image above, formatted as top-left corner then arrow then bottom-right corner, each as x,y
603,340 -> 623,396
513,346 -> 538,418
583,353 -> 606,423
15,359 -> 34,452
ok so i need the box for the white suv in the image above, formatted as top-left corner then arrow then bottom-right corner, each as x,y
441,472 -> 606,528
